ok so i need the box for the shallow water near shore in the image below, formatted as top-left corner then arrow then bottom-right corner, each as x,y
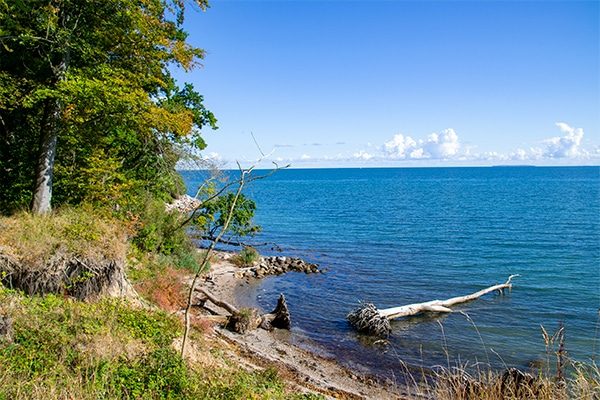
183,166 -> 600,378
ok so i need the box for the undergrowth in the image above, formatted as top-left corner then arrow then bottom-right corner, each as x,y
0,287 -> 319,400
0,206 -> 128,269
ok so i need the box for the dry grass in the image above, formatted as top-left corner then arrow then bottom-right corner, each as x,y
134,266 -> 187,312
0,207 -> 128,299
392,322 -> 600,400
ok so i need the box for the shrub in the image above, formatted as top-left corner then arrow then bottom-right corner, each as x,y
231,246 -> 260,267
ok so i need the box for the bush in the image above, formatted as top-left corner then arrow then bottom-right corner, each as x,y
231,246 -> 260,267
124,196 -> 202,284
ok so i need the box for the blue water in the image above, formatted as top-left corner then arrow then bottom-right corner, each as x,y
182,166 -> 600,376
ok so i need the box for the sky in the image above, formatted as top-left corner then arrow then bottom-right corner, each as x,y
173,0 -> 599,168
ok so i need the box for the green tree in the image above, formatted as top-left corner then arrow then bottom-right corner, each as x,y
0,0 -> 216,214
195,193 -> 261,243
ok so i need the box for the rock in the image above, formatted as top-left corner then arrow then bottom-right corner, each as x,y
165,194 -> 201,213
500,368 -> 539,397
236,255 -> 320,279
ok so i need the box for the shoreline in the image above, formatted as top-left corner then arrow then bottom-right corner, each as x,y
200,250 -> 406,399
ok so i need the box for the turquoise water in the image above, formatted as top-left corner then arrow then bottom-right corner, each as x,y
182,166 -> 600,376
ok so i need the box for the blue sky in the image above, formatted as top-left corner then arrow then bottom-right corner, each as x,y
174,1 -> 599,168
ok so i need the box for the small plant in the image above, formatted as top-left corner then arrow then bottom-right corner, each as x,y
231,246 -> 260,267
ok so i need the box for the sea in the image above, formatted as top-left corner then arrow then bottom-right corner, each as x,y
181,166 -> 600,377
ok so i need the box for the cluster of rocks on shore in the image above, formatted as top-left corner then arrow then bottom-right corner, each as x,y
165,194 -> 201,213
236,256 -> 320,279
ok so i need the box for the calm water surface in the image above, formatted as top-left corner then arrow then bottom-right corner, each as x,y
182,166 -> 600,377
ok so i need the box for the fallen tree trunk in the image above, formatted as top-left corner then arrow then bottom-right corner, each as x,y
196,288 -> 291,334
347,275 -> 519,337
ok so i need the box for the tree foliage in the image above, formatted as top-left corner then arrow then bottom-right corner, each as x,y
195,193 -> 261,242
0,0 -> 217,213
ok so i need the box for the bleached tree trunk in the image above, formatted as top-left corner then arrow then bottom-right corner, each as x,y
31,52 -> 68,214
31,101 -> 59,214
347,275 -> 520,336
379,274 -> 520,320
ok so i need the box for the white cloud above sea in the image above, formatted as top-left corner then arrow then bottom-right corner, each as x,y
383,129 -> 461,160
541,122 -> 585,158
341,122 -> 597,164
205,151 -> 222,161
202,122 -> 597,168
353,150 -> 373,160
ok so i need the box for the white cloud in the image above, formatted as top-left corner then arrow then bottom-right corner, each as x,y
383,128 -> 461,160
297,122 -> 597,166
353,150 -> 373,160
541,122 -> 585,158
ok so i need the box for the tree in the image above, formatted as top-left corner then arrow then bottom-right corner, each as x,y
195,193 -> 261,243
0,0 -> 216,214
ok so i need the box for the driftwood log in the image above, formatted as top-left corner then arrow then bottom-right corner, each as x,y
196,288 -> 291,334
347,275 -> 520,336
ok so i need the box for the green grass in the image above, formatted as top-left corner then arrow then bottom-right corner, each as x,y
0,287 -> 318,399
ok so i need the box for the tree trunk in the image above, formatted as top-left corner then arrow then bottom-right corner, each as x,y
31,101 -> 59,213
195,288 -> 291,334
347,275 -> 520,336
31,52 -> 68,214
378,274 -> 519,319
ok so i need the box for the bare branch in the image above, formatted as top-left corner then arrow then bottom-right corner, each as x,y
180,164 -> 248,356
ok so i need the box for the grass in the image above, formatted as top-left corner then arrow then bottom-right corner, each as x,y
0,206 -> 320,399
0,206 -> 128,299
388,321 -> 600,400
0,286 -> 320,400
0,206 -> 128,267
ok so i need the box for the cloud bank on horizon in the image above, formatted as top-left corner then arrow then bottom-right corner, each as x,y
351,122 -> 598,164
200,122 -> 599,167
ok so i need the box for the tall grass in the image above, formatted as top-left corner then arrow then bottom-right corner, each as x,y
390,320 -> 600,400
0,207 -> 128,299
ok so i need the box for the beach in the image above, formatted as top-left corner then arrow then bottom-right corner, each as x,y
198,250 -> 405,399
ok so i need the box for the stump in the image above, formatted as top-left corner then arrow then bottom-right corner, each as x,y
260,294 -> 291,331
196,288 -> 291,334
